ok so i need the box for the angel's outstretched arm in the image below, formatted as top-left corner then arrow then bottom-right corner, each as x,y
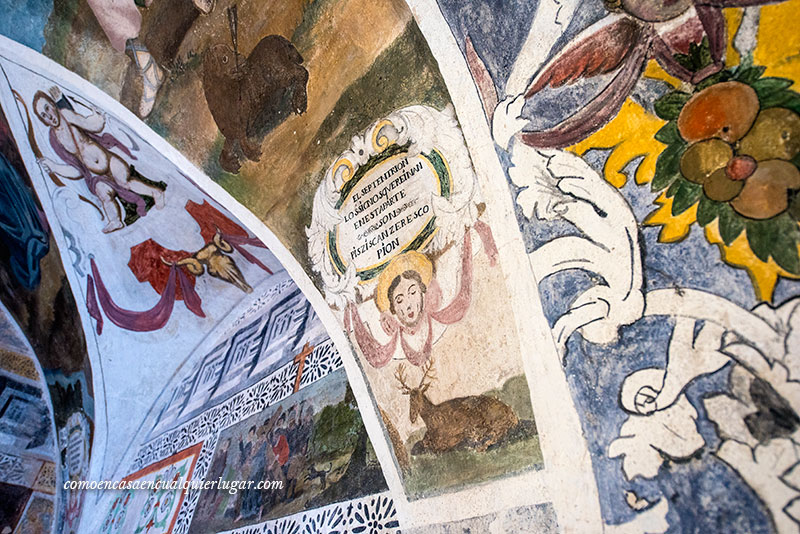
38,157 -> 82,179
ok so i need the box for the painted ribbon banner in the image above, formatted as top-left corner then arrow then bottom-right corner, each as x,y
332,148 -> 448,279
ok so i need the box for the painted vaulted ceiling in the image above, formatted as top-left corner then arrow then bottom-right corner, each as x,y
0,1 -> 799,534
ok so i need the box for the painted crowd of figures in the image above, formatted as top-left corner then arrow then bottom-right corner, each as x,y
195,403 -> 314,523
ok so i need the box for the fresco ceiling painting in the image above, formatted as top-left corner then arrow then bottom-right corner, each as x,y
0,0 -> 798,533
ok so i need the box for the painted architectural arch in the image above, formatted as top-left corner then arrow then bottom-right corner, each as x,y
0,1 -> 798,533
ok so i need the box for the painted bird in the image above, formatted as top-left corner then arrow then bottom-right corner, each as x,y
202,6 -> 309,173
468,0 -> 786,149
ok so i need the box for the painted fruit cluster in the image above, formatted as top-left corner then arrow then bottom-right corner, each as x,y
650,60 -> 800,276
677,81 -> 800,219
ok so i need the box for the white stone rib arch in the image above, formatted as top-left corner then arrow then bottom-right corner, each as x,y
399,1 -> 605,530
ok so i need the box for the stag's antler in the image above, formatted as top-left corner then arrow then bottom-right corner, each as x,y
419,359 -> 435,385
395,364 -> 412,394
419,358 -> 436,392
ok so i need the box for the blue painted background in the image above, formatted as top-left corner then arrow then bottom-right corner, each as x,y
0,0 -> 52,51
437,1 -> 800,531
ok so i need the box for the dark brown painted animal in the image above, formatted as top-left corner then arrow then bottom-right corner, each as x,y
202,33 -> 308,173
395,360 -> 518,454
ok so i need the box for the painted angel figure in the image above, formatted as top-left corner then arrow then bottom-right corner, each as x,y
31,87 -> 166,233
345,221 -> 496,368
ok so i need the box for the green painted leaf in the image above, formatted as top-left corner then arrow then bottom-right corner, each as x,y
735,66 -> 767,85
652,170 -> 680,193
773,248 -> 800,274
772,237 -> 800,275
789,191 -> 800,220
666,176 -> 682,198
746,219 -> 774,263
760,91 -> 796,109
655,122 -> 681,145
674,42 -> 702,71
752,77 -> 793,98
779,93 -> 800,115
678,38 -> 713,71
696,71 -> 731,91
770,215 -> 800,274
652,144 -> 684,192
719,206 -> 745,245
671,181 -> 701,216
675,53 -> 693,71
663,143 -> 683,174
654,92 -> 691,121
698,38 -> 713,70
696,196 -> 721,226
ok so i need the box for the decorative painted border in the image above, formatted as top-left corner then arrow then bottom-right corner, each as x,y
226,276 -> 296,333
219,492 -> 400,534
32,460 -> 56,494
124,340 -> 375,534
0,454 -> 55,496
102,442 -> 206,534
135,442 -> 204,534
151,282 -> 310,437
172,436 -> 217,534
132,338 -> 342,471
0,34 -> 404,534
0,452 -> 27,485
119,307 -> 346,533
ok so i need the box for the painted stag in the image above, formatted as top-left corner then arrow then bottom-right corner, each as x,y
395,360 -> 518,453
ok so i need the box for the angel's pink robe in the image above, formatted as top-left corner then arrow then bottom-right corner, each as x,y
346,220 -> 497,368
